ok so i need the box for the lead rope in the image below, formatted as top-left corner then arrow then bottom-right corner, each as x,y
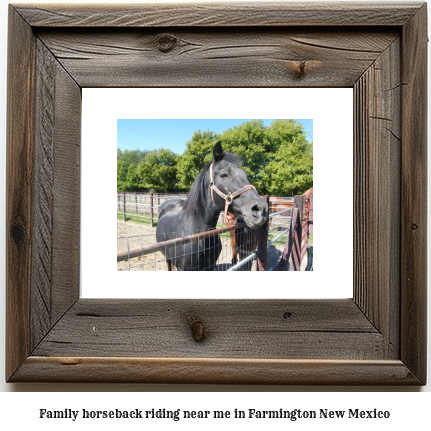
209,162 -> 257,219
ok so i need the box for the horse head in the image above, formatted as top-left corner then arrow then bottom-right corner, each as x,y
210,141 -> 268,228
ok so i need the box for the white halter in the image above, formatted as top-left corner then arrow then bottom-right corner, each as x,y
209,162 -> 257,217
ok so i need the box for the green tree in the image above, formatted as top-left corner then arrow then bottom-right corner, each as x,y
117,159 -> 128,191
264,120 -> 313,196
125,163 -> 140,190
176,130 -> 221,190
137,148 -> 179,192
118,149 -> 147,166
117,119 -> 312,196
220,119 -> 312,196
117,149 -> 149,191
220,120 -> 276,193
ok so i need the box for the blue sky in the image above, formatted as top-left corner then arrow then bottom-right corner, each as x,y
117,119 -> 313,154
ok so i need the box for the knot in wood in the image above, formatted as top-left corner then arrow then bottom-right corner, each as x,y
293,61 -> 307,79
157,34 -> 178,53
186,314 -> 206,342
11,222 -> 26,246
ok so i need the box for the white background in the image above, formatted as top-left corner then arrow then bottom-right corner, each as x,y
81,87 -> 353,299
0,0 -> 429,417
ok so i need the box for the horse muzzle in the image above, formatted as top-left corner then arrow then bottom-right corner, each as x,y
238,198 -> 268,229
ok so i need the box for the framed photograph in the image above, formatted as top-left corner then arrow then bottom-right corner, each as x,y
83,87 -> 350,298
6,2 -> 427,384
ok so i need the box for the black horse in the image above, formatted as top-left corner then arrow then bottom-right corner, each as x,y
156,141 -> 268,271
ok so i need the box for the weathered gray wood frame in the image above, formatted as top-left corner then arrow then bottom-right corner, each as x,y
6,2 -> 427,384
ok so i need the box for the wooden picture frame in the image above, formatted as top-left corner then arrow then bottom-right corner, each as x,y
6,2 -> 427,385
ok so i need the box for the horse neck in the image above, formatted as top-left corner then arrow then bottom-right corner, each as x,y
202,203 -> 221,228
199,172 -> 221,228
184,168 -> 221,229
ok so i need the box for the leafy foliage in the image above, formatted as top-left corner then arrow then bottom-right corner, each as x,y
220,120 -> 275,193
117,120 -> 313,196
137,148 -> 179,192
176,130 -> 221,190
263,120 -> 313,196
117,149 -> 148,191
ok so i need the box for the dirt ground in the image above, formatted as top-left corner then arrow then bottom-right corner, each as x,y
117,222 -> 166,271
117,221 -> 287,271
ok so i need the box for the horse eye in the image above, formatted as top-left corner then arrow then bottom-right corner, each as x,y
220,173 -> 228,178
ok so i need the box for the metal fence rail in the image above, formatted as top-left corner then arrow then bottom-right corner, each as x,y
117,222 -> 246,262
116,193 -> 312,271
117,207 -> 294,271
227,208 -> 292,271
273,195 -> 313,271
117,192 -> 294,226
117,221 -> 263,271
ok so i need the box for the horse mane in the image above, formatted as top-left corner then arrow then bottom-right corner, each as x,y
183,151 -> 242,217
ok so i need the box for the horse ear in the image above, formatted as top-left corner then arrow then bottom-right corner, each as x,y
213,141 -> 223,161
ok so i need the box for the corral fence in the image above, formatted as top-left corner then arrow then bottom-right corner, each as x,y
117,192 -> 189,226
272,195 -> 313,271
117,193 -> 313,271
117,191 -> 295,227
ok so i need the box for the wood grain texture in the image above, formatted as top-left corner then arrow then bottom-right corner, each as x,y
37,29 -> 398,88
353,38 -> 401,359
31,40 -> 56,347
6,7 -> 36,381
6,2 -> 427,385
32,299 -> 383,360
31,39 -> 81,349
50,53 -> 81,324
12,357 -> 420,385
400,3 -> 428,384
15,2 -> 423,27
